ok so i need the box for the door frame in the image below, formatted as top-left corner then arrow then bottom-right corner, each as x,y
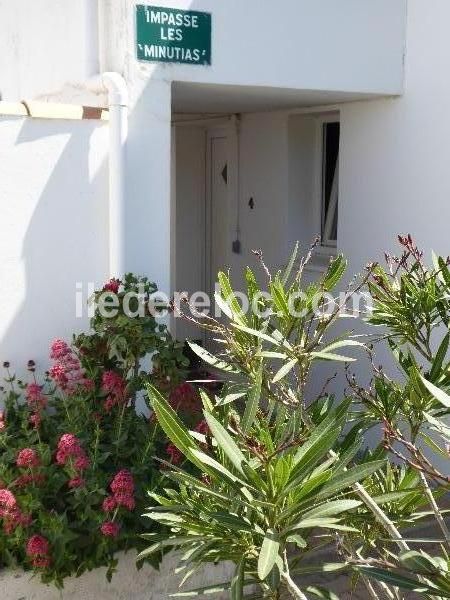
205,127 -> 230,308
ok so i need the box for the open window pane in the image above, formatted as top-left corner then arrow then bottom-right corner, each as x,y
321,121 -> 340,246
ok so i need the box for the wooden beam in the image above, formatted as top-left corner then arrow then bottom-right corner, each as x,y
0,101 -> 109,121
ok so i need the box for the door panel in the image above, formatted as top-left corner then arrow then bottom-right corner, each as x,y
174,127 -> 206,343
208,135 -> 228,299
206,134 -> 229,351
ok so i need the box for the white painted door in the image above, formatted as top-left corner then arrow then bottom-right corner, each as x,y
174,126 -> 207,344
206,132 -> 229,349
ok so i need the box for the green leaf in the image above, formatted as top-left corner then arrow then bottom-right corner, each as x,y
357,567 -> 436,594
187,342 -> 240,374
289,518 -> 357,532
218,271 -> 247,326
272,358 -> 297,383
399,550 -> 438,574
143,512 -> 184,524
322,255 -> 347,291
231,558 -> 245,600
232,323 -> 292,350
438,255 -> 450,286
241,462 -> 268,494
315,460 -> 386,501
310,351 -> 356,363
256,351 -> 287,359
270,280 -> 290,318
170,582 -> 233,597
166,471 -> 236,504
199,388 -> 214,413
217,384 -> 249,406
190,448 -> 240,485
258,530 -> 280,580
214,292 -> 233,319
204,411 -> 247,474
285,425 -> 341,494
282,242 -> 299,285
245,266 -> 259,304
137,535 -> 207,560
319,339 -> 365,354
146,384 -> 201,469
210,512 -> 253,533
289,401 -> 350,481
421,432 -> 450,458
286,534 -> 307,548
291,563 -> 347,577
424,412 -> 450,440
301,500 -> 361,521
241,364 -> 262,433
430,333 -> 449,381
420,376 -> 450,408
371,491 -> 419,505
306,586 -> 340,600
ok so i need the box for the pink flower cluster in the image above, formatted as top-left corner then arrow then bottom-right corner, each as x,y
0,489 -> 16,510
100,521 -> 120,538
194,419 -> 209,436
0,410 -> 5,432
166,443 -> 182,465
101,470 -> 135,536
49,339 -> 94,395
15,473 -> 45,489
168,382 -> 201,413
26,534 -> 51,568
25,383 -> 48,429
102,371 -> 127,412
0,489 -> 32,534
16,448 -> 40,468
15,448 -> 44,487
103,278 -> 121,294
55,434 -> 89,488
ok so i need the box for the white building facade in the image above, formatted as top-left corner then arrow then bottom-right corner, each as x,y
0,1 -> 447,370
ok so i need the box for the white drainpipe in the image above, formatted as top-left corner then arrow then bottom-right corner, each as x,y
101,72 -> 128,278
61,71 -> 129,277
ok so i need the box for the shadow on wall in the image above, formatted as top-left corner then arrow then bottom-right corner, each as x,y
0,117 -> 109,372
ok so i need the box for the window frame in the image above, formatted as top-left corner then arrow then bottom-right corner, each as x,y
315,114 -> 340,252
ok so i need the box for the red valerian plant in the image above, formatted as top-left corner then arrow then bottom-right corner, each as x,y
0,275 -> 195,587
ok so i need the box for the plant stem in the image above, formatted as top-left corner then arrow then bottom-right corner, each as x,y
92,424 -> 101,470
352,480 -> 409,553
141,423 -> 158,464
282,550 -> 308,600
419,470 -> 450,549
376,580 -> 398,600
362,576 -> 382,600
115,403 -> 126,459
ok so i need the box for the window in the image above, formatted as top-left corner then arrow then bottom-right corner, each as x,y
320,120 -> 340,248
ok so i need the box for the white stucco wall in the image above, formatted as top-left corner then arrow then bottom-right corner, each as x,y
1,552 -> 232,600
0,116 -> 108,369
0,1 -> 100,101
339,0 -> 450,272
1,1 -> 406,100
106,0 -> 407,96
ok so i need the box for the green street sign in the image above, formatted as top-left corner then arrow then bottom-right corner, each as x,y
136,5 -> 211,65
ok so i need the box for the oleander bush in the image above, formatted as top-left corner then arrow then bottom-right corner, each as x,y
141,246 -> 392,598
143,240 -> 450,599
348,236 -> 450,598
